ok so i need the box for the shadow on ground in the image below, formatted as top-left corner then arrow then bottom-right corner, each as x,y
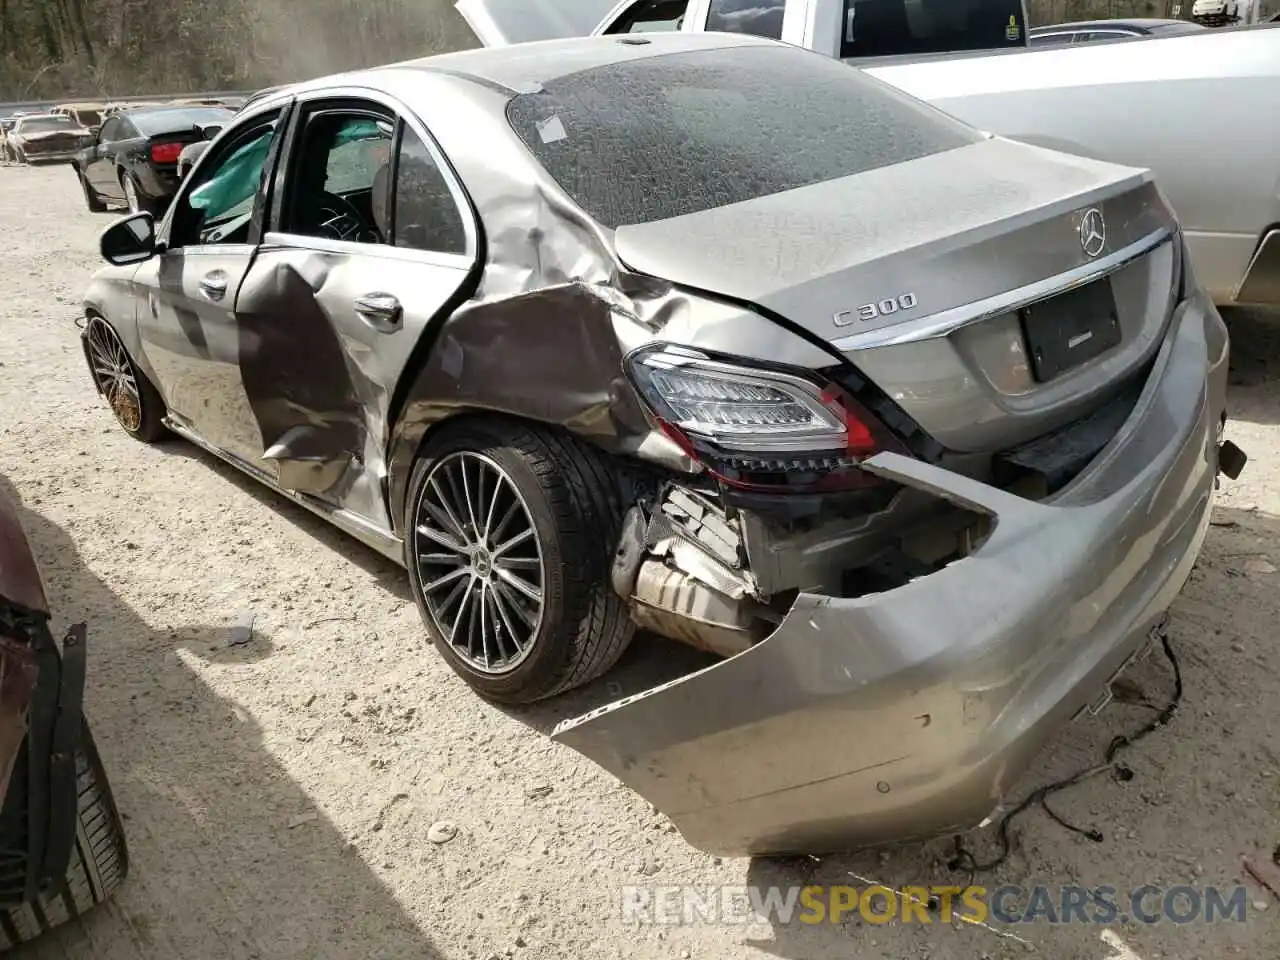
157,436 -> 718,735
158,442 -> 412,601
0,474 -> 443,960
1224,307 -> 1280,425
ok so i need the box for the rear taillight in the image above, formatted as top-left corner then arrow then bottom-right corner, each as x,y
626,345 -> 909,493
150,142 -> 183,164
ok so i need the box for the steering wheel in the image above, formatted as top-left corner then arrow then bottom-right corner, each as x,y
313,190 -> 379,243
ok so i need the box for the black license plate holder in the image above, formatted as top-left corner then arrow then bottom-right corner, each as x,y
1021,279 -> 1122,383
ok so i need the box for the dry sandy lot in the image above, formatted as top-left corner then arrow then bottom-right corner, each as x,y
0,161 -> 1276,960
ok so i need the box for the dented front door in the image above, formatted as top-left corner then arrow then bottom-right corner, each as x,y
138,108 -> 286,464
144,247 -> 262,461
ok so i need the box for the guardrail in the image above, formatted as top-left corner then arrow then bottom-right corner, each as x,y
1,90 -> 253,115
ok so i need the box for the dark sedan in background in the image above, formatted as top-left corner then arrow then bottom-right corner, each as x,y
71,104 -> 233,215
176,85 -> 286,180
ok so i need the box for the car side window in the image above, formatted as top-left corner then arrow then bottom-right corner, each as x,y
280,107 -> 394,245
605,0 -> 688,33
390,124 -> 467,256
707,0 -> 784,39
98,118 -> 121,142
169,114 -> 281,249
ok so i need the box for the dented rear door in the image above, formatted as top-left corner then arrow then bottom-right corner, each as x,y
237,99 -> 477,530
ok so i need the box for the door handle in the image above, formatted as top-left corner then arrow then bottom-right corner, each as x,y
353,292 -> 402,333
199,271 -> 228,301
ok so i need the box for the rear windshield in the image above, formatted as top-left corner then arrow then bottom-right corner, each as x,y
840,0 -> 1028,58
506,45 -> 980,229
18,116 -> 75,133
130,107 -> 233,137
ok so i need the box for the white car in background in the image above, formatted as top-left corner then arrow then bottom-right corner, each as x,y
460,2 -> 1280,310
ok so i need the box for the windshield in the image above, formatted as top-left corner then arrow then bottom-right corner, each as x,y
76,109 -> 103,125
18,116 -> 76,133
840,0 -> 1028,58
130,107 -> 234,137
507,45 -> 980,229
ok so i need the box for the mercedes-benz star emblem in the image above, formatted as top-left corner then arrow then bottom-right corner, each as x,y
1079,208 -> 1106,259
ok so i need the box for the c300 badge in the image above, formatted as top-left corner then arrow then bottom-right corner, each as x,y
834,292 -> 919,327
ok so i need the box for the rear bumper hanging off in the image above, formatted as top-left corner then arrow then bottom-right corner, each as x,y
553,291 -> 1234,856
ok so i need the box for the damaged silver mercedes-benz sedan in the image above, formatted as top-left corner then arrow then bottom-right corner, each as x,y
80,32 -> 1245,855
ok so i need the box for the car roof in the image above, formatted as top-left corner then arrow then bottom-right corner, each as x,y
295,31 -> 776,99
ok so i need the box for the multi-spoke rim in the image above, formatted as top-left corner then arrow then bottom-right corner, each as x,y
86,319 -> 142,432
411,451 -> 546,675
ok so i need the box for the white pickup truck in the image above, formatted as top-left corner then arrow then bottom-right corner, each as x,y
456,0 -> 1031,62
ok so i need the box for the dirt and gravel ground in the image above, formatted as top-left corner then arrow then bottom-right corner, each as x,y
0,161 -> 1277,960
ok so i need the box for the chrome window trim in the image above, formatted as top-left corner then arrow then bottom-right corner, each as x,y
261,230 -> 473,270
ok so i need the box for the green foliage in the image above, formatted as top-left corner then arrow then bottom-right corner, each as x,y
0,0 -> 479,99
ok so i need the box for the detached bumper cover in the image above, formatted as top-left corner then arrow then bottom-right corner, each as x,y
552,293 -> 1229,856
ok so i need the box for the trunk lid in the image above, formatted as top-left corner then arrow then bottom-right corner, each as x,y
614,137 -> 1180,453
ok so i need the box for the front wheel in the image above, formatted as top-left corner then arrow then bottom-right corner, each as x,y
83,316 -> 168,443
405,420 -> 635,704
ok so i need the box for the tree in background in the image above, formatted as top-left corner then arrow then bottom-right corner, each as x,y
0,0 -> 477,99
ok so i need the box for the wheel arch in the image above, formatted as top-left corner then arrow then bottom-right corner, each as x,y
382,286 -> 668,539
80,279 -> 162,396
387,405 -> 640,543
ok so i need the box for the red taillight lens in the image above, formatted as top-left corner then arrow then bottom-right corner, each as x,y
628,345 -> 910,494
150,142 -> 184,164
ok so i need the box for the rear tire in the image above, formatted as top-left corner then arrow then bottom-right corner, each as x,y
119,171 -> 160,216
0,721 -> 129,949
405,419 -> 635,704
76,168 -> 107,212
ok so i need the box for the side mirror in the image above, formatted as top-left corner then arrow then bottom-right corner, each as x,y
100,213 -> 157,265
201,124 -> 223,141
